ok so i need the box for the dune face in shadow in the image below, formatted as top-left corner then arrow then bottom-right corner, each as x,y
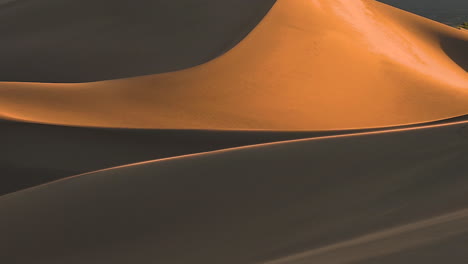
1,121 -> 468,263
3,116 -> 467,196
0,121 -> 325,195
0,0 -> 467,130
1,0 -> 468,262
0,0 -> 276,82
441,35 -> 468,71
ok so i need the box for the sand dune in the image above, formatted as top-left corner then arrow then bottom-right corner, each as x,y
265,208 -> 468,264
2,115 -> 467,196
0,0 -> 275,82
2,120 -> 468,263
2,0 -> 468,262
0,0 -> 467,130
0,120 -> 328,195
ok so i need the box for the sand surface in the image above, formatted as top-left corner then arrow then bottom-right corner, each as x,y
0,0 -> 467,130
2,116 -> 467,196
2,120 -> 468,263
1,0 -> 468,263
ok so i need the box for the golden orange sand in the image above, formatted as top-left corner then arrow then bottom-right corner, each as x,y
0,0 -> 467,130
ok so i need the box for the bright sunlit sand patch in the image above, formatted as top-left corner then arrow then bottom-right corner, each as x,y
0,0 -> 466,130
331,0 -> 467,88
1,2 -> 468,263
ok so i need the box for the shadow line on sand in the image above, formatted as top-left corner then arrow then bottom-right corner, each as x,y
2,114 -> 468,196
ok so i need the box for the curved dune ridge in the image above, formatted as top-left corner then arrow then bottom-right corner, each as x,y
2,115 -> 468,196
0,0 -> 467,130
2,120 -> 468,263
2,1 -> 468,263
2,115 -> 466,196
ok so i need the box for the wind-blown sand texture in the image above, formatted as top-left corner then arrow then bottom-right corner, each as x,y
1,0 -> 468,263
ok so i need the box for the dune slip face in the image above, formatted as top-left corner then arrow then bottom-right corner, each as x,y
0,0 -> 467,130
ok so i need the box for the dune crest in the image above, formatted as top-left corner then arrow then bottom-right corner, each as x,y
0,0 -> 467,130
2,116 -> 466,195
2,1 -> 468,262
332,0 -> 466,87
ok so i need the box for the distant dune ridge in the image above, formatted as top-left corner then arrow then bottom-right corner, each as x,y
0,0 -> 467,130
1,0 -> 468,263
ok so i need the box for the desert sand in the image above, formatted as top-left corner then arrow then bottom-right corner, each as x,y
1,115 -> 467,196
1,0 -> 468,263
0,0 -> 467,130
2,120 -> 468,263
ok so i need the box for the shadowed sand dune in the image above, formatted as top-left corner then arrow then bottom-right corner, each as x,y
0,0 -> 276,82
2,115 -> 468,196
2,0 -> 468,262
0,0 -> 467,130
1,120 -> 468,263
264,208 -> 468,264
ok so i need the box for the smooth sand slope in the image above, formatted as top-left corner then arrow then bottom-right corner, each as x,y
2,120 -> 468,263
0,0 -> 275,82
2,115 -> 468,196
0,0 -> 467,130
0,120 -> 327,195
1,1 -> 468,262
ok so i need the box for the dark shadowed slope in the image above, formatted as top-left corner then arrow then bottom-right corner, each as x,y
441,36 -> 468,71
2,116 -> 468,196
0,0 -> 275,82
1,120 -> 324,195
1,120 -> 468,263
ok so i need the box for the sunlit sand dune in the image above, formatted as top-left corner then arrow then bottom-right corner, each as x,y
2,1 -> 468,262
2,120 -> 468,263
0,0 -> 467,130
